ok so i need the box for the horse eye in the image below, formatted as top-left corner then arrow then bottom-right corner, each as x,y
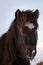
23,27 -> 30,33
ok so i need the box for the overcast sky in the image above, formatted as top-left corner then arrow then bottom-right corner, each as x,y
0,0 -> 43,65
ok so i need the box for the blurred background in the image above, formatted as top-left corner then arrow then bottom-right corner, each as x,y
0,0 -> 43,65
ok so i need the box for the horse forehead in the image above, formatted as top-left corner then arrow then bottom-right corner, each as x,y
24,22 -> 35,30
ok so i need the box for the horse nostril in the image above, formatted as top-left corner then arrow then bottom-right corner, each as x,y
26,49 -> 30,55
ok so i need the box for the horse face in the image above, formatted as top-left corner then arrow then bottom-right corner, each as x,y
14,9 -> 39,63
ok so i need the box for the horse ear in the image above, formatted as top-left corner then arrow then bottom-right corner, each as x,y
15,9 -> 21,18
33,9 -> 39,20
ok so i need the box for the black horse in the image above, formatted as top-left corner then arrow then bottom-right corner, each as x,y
0,9 -> 39,65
